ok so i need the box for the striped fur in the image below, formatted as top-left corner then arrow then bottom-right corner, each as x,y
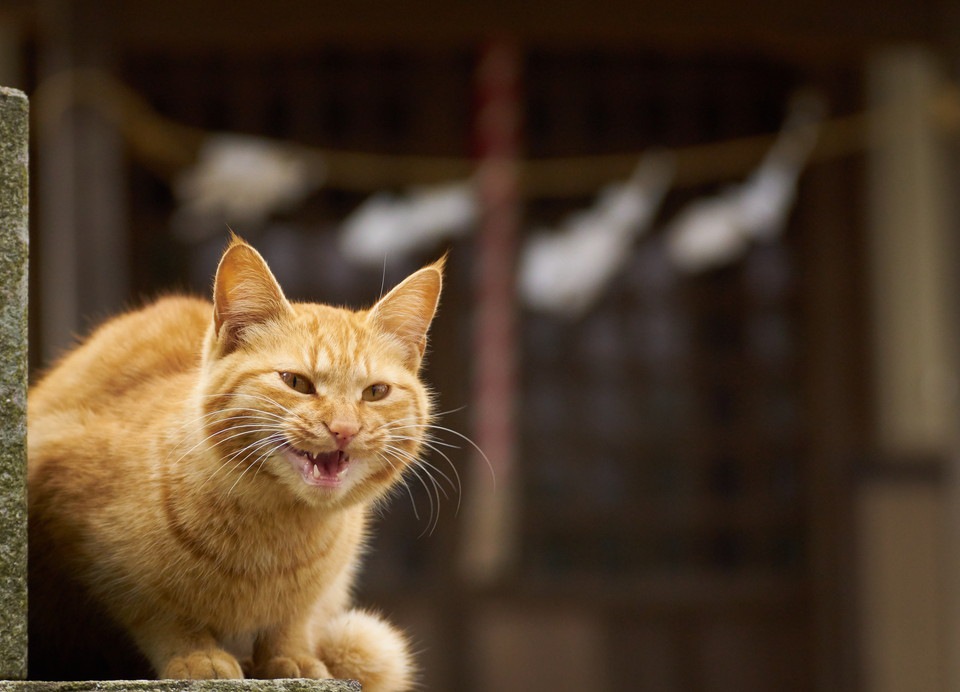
28,237 -> 441,691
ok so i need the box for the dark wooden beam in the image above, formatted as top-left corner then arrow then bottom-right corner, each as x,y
91,0 -> 944,64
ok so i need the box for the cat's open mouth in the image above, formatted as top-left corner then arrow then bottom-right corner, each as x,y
281,444 -> 350,488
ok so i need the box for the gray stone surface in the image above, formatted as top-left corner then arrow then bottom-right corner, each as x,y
0,86 -> 29,681
0,681 -> 360,691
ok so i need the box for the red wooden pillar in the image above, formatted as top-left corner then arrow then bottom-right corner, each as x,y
461,40 -> 523,584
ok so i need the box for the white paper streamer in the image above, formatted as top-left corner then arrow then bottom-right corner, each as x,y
172,134 -> 325,240
666,93 -> 825,272
519,152 -> 675,317
339,181 -> 477,265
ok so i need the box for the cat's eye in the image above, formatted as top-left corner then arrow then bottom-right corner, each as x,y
362,383 -> 390,402
279,371 -> 315,395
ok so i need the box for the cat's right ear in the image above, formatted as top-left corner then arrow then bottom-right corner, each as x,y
367,256 -> 444,370
212,236 -> 291,355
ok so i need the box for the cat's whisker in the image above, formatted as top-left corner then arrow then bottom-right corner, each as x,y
198,392 -> 287,409
380,425 -> 471,507
386,436 -> 460,501
375,451 -> 421,522
378,255 -> 388,301
383,444 -> 445,536
384,426 -> 461,450
376,420 -> 466,519
191,402 -> 289,421
199,430 -> 285,489
408,465 -> 440,537
227,435 -> 286,495
221,439 -> 279,476
250,440 -> 286,481
387,448 -> 454,523
177,423 -> 282,464
395,422 -> 495,488
168,406 -> 287,441
372,412 -> 464,449
190,393 -> 303,445
234,392 -> 301,420
432,404 -> 469,419
409,467 -> 438,534
383,445 -> 437,534
416,461 -> 453,504
375,404 -> 467,429
415,458 -> 460,518
167,412 -> 286,465
220,437 -> 282,481
169,422 -> 275,468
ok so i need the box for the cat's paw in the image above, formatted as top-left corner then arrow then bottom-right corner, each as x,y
163,649 -> 244,679
255,654 -> 330,679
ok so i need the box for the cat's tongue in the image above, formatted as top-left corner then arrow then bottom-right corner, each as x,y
285,446 -> 349,488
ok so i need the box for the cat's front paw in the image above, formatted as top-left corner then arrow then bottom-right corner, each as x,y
163,649 -> 244,679
255,654 -> 330,679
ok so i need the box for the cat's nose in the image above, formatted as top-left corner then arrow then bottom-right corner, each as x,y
326,420 -> 360,449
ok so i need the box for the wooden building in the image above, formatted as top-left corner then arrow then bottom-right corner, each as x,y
2,1 -> 959,690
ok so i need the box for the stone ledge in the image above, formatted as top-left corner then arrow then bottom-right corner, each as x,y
0,680 -> 360,691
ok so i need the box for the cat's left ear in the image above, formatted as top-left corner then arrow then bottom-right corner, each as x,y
212,236 -> 292,354
368,256 -> 445,370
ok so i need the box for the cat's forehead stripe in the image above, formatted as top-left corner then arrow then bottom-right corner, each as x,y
310,342 -> 332,374
294,308 -> 347,372
289,304 -> 416,384
293,310 -> 373,379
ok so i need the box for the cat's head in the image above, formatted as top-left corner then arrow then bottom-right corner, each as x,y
197,236 -> 443,509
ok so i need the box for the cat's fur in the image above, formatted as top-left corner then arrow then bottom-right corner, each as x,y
28,236 -> 442,690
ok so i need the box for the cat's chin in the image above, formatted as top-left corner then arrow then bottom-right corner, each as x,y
280,444 -> 350,490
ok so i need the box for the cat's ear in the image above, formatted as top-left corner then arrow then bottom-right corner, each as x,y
212,236 -> 291,353
368,256 -> 445,369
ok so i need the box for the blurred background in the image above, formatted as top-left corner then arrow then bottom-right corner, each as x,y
3,1 -> 960,690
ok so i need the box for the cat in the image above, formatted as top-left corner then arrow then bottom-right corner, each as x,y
27,235 -> 444,691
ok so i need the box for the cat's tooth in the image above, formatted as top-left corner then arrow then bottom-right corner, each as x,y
312,463 -> 321,479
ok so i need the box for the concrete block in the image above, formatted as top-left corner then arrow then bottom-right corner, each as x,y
0,85 -> 29,681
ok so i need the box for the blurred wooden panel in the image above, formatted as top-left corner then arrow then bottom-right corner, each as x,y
100,0 -> 942,61
696,616 -> 811,692
858,483 -> 946,692
866,48 -> 960,459
469,605 -> 605,692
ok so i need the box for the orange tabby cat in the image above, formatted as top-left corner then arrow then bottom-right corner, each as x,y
28,236 -> 442,690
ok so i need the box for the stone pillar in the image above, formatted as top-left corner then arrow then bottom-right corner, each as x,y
0,86 -> 28,681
